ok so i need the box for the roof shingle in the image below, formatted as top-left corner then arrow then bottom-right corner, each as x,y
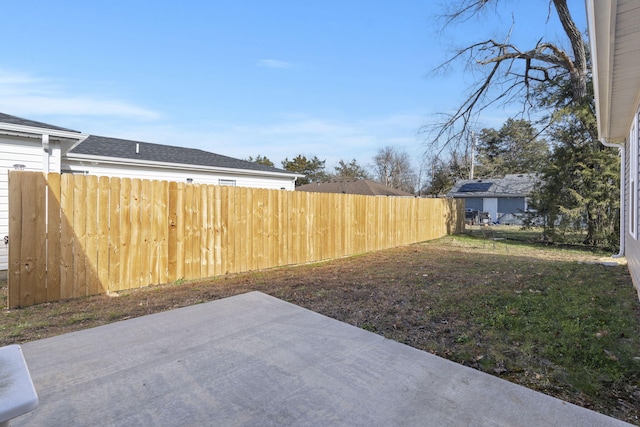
0,112 -> 80,133
447,174 -> 540,198
69,135 -> 293,174
297,179 -> 415,196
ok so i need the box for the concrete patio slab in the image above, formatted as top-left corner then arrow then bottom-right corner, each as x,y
13,291 -> 631,426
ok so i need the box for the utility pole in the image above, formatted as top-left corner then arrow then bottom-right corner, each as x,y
469,131 -> 476,180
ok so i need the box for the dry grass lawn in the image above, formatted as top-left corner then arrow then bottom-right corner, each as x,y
2,227 -> 639,424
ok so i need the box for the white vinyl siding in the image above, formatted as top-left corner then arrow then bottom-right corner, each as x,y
0,129 -> 296,272
0,136 -> 47,270
62,160 -> 295,190
630,111 -> 639,239
483,198 -> 498,223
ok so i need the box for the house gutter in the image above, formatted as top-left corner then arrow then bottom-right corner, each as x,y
600,138 -> 625,258
0,123 -> 86,140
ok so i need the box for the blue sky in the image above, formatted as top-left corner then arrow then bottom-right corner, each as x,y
1,1 -> 586,172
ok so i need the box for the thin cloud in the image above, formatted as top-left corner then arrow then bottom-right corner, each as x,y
66,111 -> 425,174
153,113 -> 422,168
0,69 -> 161,120
257,59 -> 292,69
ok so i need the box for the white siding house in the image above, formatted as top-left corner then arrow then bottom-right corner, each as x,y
0,113 -> 301,272
587,0 -> 640,298
63,135 -> 300,190
0,115 -> 86,271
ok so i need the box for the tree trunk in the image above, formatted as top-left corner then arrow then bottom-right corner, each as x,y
553,0 -> 587,101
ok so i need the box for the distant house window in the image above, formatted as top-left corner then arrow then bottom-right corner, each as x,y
218,179 -> 236,187
630,111 -> 639,239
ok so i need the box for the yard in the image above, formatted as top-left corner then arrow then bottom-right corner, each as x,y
2,226 -> 640,424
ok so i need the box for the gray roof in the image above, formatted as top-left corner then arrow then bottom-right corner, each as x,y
447,174 -> 540,198
69,135 -> 294,175
0,112 -> 80,133
297,179 -> 415,197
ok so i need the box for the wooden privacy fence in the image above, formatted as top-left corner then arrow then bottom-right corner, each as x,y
8,171 -> 464,308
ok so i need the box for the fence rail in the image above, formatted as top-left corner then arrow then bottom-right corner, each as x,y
8,171 -> 464,308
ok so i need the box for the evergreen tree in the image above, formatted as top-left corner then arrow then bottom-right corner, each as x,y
475,119 -> 549,177
429,1 -> 619,248
247,155 -> 275,167
528,70 -> 619,248
425,157 -> 455,197
332,159 -> 370,180
281,155 -> 327,186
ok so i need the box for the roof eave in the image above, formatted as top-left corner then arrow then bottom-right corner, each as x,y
0,122 -> 87,141
64,153 -> 303,179
587,0 -> 640,142
587,0 -> 614,140
449,193 -> 527,198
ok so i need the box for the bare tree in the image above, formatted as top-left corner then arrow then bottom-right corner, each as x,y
372,147 -> 416,193
426,0 -> 587,152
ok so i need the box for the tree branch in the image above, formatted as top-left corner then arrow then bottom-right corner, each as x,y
426,1 -> 587,152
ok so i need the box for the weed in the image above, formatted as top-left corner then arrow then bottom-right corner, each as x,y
361,323 -> 377,332
106,311 -> 123,321
68,313 -> 96,324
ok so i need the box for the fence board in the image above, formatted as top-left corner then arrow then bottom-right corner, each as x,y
18,172 -> 36,306
140,179 -> 152,286
30,173 -> 47,305
227,186 -> 237,274
267,190 -> 276,269
47,172 -> 61,302
21,171 -> 39,305
205,185 -> 215,278
191,184 -> 202,279
8,171 -> 23,308
220,186 -> 230,274
149,180 -> 160,285
108,177 -> 121,293
276,190 -> 285,266
85,175 -> 99,297
175,182 -> 185,280
213,185 -> 222,276
129,179 -> 142,287
118,178 -> 131,292
157,180 -> 170,284
287,191 -> 297,266
97,176 -> 110,293
7,172 -> 463,308
167,181 -> 178,282
72,175 -> 87,297
241,187 -> 250,270
60,174 -> 74,299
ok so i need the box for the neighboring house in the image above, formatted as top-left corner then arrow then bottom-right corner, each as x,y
447,174 -> 539,224
0,114 -> 87,273
587,0 -> 640,297
64,135 -> 301,189
297,179 -> 415,197
0,112 -> 301,272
